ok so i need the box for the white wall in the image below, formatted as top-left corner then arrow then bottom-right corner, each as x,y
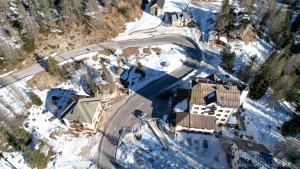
190,103 -> 237,125
231,143 -> 240,169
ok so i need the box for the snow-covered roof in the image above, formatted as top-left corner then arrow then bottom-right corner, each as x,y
219,36 -> 228,44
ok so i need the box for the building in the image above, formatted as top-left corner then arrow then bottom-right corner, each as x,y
175,112 -> 216,132
175,74 -> 248,133
207,30 -> 219,45
230,139 -> 273,169
61,96 -> 104,133
150,0 -> 165,16
170,12 -> 194,27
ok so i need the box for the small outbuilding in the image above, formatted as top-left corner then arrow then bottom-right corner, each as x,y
171,12 -> 194,27
150,0 -> 165,16
61,96 -> 104,133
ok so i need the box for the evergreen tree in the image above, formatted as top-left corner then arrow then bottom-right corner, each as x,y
281,115 -> 300,137
86,79 -> 97,96
47,57 -> 64,77
216,0 -> 233,32
249,52 -> 278,99
220,47 -> 236,73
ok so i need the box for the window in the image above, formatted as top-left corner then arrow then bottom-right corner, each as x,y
224,115 -> 228,117
201,112 -> 205,114
218,109 -> 223,112
221,119 -> 225,121
201,108 -> 205,110
194,107 -> 199,110
216,114 -> 221,116
225,110 -> 230,113
216,118 -> 219,121
193,111 -> 197,114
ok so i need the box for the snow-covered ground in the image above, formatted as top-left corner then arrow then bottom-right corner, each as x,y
0,152 -> 31,169
116,121 -> 227,169
121,12 -> 162,35
120,44 -> 187,92
230,38 -> 273,72
0,75 -> 99,168
241,97 -> 293,150
0,0 -> 294,168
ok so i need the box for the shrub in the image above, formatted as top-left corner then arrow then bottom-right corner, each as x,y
21,35 -> 35,53
31,93 -> 43,106
0,57 -> 7,69
118,5 -> 132,18
87,79 -> 97,96
22,146 -> 48,169
47,57 -> 65,76
6,126 -> 31,150
135,62 -> 145,78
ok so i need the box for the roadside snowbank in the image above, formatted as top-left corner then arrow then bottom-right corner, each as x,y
116,122 -> 227,169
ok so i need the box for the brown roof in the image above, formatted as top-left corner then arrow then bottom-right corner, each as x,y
190,82 -> 241,108
176,112 -> 216,130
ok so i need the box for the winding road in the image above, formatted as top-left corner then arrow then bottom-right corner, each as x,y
0,35 -> 204,169
96,37 -> 203,169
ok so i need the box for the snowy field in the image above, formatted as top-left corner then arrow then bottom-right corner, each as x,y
0,75 -> 100,168
230,38 -> 273,72
241,97 -> 293,150
116,122 -> 227,169
122,12 -> 162,34
120,44 -> 187,92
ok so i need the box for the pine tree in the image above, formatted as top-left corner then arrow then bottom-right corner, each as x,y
220,47 -> 236,73
47,57 -> 60,76
249,53 -> 277,99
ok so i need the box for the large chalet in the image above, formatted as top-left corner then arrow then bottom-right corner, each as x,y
174,74 -> 248,133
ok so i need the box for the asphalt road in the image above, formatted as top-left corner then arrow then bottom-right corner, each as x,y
97,37 -> 203,169
0,35 -> 199,88
0,34 -> 203,169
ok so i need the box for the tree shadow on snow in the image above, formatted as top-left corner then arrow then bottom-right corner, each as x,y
45,88 -> 77,119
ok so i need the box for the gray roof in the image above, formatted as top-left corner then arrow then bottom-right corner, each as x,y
152,0 -> 165,9
61,96 -> 102,124
182,12 -> 192,19
233,139 -> 271,153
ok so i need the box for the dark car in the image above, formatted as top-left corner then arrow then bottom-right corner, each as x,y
133,110 -> 145,118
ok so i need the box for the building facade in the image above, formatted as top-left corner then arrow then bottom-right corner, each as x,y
150,0 -> 165,16
230,139 -> 273,169
175,74 -> 249,133
61,97 -> 104,133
